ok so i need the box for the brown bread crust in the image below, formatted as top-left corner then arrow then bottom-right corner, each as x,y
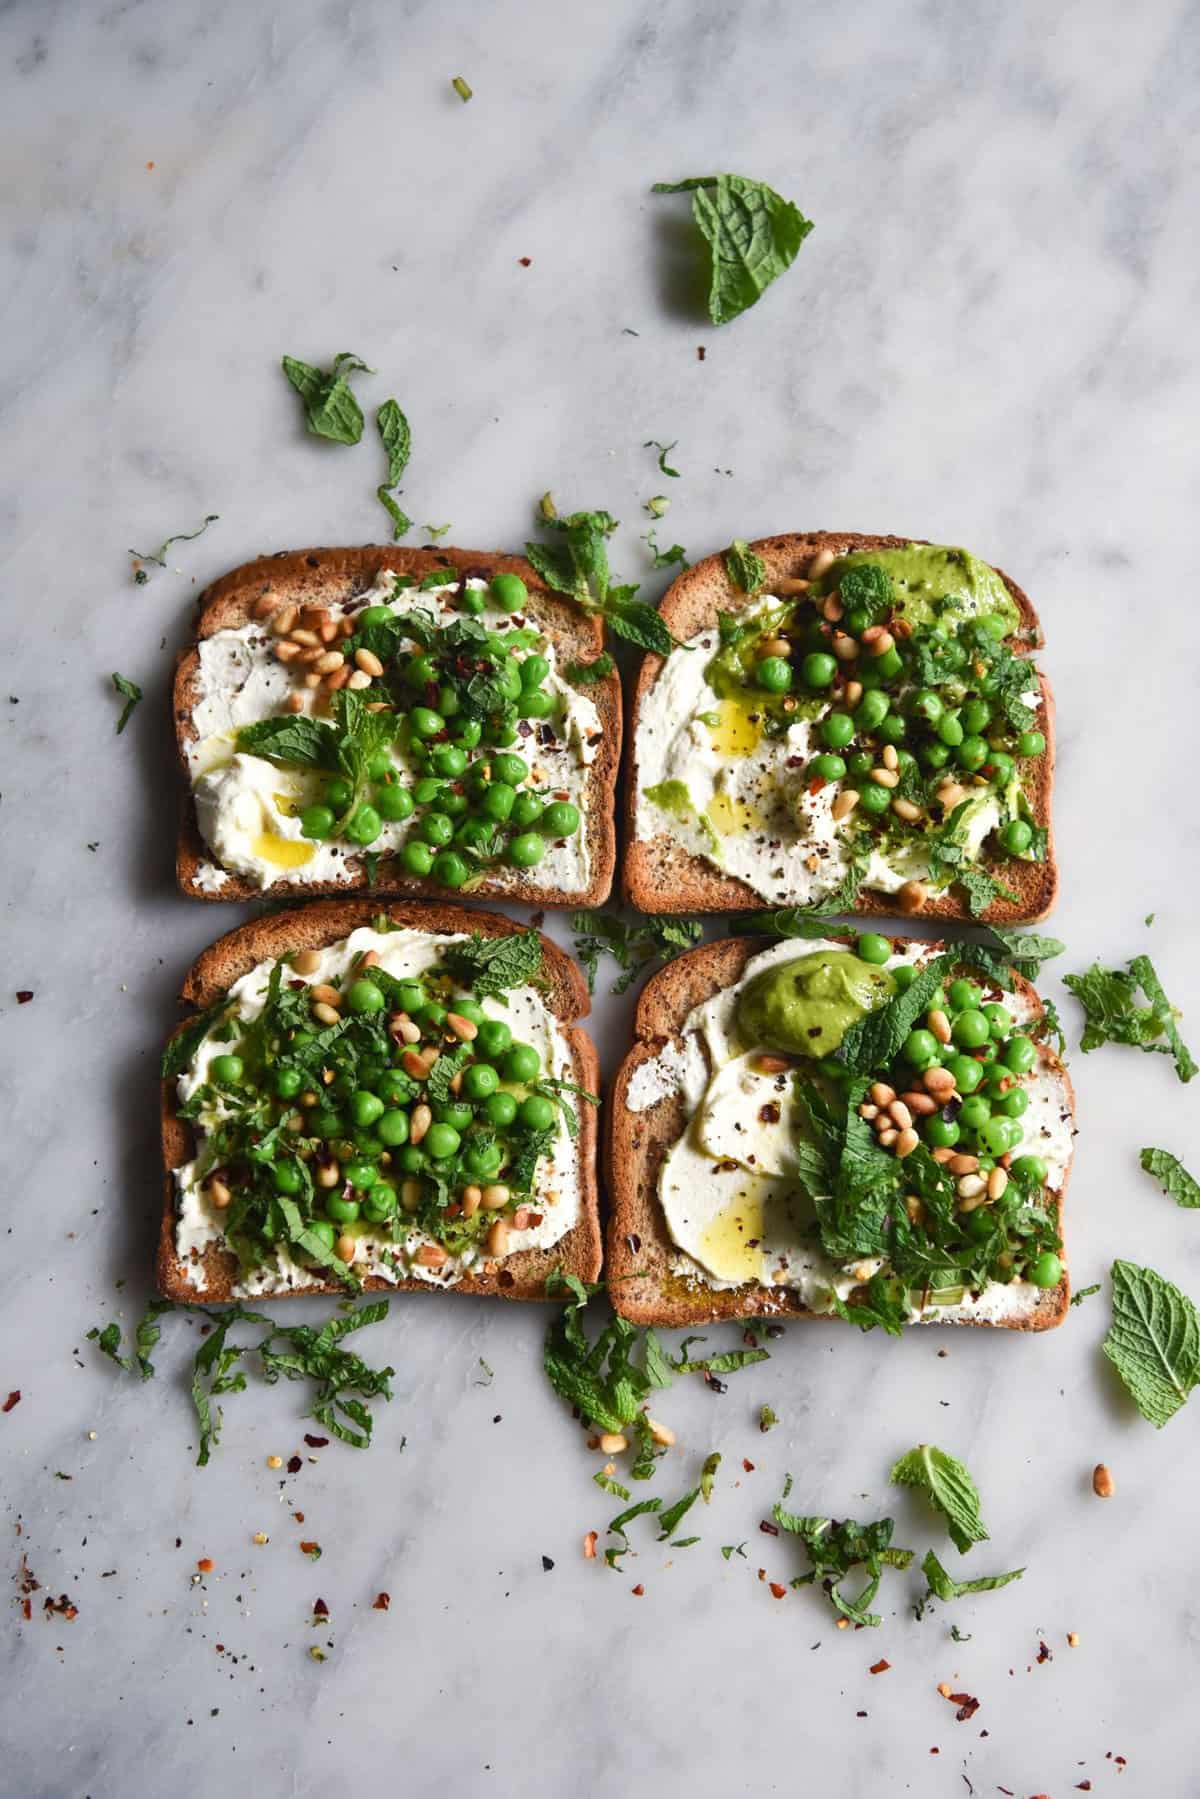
623,532 -> 1056,922
175,546 -> 620,908
158,900 -> 601,1304
605,933 -> 1074,1330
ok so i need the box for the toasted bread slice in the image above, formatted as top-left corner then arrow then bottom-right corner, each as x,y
623,532 -> 1056,922
158,899 -> 602,1304
175,546 -> 620,907
606,933 -> 1074,1330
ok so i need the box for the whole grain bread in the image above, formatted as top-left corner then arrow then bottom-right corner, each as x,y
175,546 -> 620,908
623,532 -> 1057,922
605,932 -> 1075,1330
158,899 -> 602,1304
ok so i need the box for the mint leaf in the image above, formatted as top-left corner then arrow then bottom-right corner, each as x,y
525,507 -> 680,655
957,866 -> 1019,918
1070,1284 -> 1101,1307
1131,955 -> 1197,1083
1103,1259 -> 1200,1426
570,911 -> 703,996
889,1445 -> 989,1553
1065,956 -> 1196,1082
772,1505 -> 913,1628
730,909 -> 843,941
111,672 -> 143,734
162,999 -> 232,1080
657,1485 -> 700,1539
700,1450 -> 720,1503
835,955 -> 954,1076
564,651 -> 615,687
642,528 -> 688,570
442,929 -> 542,1001
920,1549 -> 1024,1604
236,715 -> 340,770
981,926 -> 1066,981
1140,1147 -> 1200,1208
724,538 -> 766,596
129,514 -> 219,579
282,351 -> 373,445
652,175 -> 814,326
375,399 -> 413,539
644,440 -> 681,478
87,1299 -> 174,1381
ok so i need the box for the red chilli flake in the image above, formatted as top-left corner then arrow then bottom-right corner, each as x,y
1036,1639 -> 1053,1663
759,1520 -> 779,1536
286,1455 -> 302,1474
312,1597 -> 329,1619
742,1459 -> 755,1473
769,1583 -> 787,1600
2,1391 -> 20,1413
16,991 -> 34,1004
299,1542 -> 322,1560
196,1558 -> 214,1574
631,1584 -> 644,1597
518,256 -> 532,267
303,1434 -> 328,1449
869,1659 -> 891,1675
372,1593 -> 390,1611
697,346 -> 706,361
950,1693 -> 980,1722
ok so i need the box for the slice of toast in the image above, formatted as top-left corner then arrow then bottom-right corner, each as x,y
605,933 -> 1075,1330
175,546 -> 621,907
623,532 -> 1057,922
158,899 -> 602,1304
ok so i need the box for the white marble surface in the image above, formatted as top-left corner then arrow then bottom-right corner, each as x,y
3,1 -> 1199,1793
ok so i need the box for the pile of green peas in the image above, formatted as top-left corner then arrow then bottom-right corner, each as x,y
206,967 -> 556,1255
853,936 -> 1062,1290
295,574 -> 582,886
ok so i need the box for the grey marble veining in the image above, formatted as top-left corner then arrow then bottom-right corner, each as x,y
3,0 -> 1199,1793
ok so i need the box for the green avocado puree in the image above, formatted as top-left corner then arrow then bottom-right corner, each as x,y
736,950 -> 895,1056
827,544 -> 1019,637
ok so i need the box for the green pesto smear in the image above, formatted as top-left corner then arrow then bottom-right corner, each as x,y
823,545 -> 1020,637
736,950 -> 895,1056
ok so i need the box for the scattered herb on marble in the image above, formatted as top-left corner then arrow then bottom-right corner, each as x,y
451,75 -> 472,102
644,440 -> 681,478
1070,1283 -> 1101,1307
86,1299 -> 174,1381
642,528 -> 688,569
525,506 -> 683,656
129,514 -> 219,582
918,1550 -> 1024,1608
111,673 -> 143,734
1064,955 -> 1196,1083
1139,1147 -> 1200,1208
651,174 -> 814,325
570,910 -> 704,995
376,398 -> 412,539
282,350 -> 374,445
889,1445 -> 989,1553
1102,1259 -> 1200,1427
773,1500 -> 913,1628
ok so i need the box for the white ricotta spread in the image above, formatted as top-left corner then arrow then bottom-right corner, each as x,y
629,939 -> 1073,1322
172,925 -> 583,1296
188,573 -> 602,893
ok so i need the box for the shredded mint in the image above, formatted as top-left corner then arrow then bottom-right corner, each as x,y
111,673 -> 143,734
1140,1147 -> 1200,1209
129,514 -> 219,581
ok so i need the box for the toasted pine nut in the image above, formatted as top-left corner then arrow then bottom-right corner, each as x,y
869,1082 -> 896,1107
302,671 -> 323,689
1092,1464 -> 1114,1499
364,701 -> 391,713
807,547 -> 836,579
948,1153 -> 979,1175
273,640 -> 301,663
279,690 -> 304,714
901,1090 -> 937,1115
865,627 -> 895,658
832,632 -> 859,660
957,1193 -> 988,1214
881,743 -> 899,771
446,1012 -> 478,1042
347,669 -> 373,691
448,1070 -> 463,1096
318,620 -> 340,644
335,1233 -> 357,1263
395,1018 -> 421,1045
416,1243 -> 448,1268
312,1002 -> 340,1026
869,767 -> 899,789
878,1127 -> 898,1147
858,1103 -> 879,1121
402,1049 -> 429,1078
987,1167 -> 1009,1201
895,1127 -> 919,1157
355,648 -> 385,677
337,614 -> 355,637
936,782 -> 967,810
897,880 -> 928,914
904,1195 -> 925,1224
892,797 -> 922,823
831,789 -> 859,821
931,1146 -> 955,1164
314,650 -> 345,675
512,1207 -> 533,1230
889,1100 -> 913,1130
774,576 -> 812,595
310,984 -> 341,1008
821,594 -> 844,622
409,1104 -> 432,1144
957,1173 -> 987,1199
315,1161 -> 340,1189
893,616 -> 913,639
289,628 -> 321,648
648,1418 -> 676,1447
872,1112 -> 891,1136
254,593 -> 278,619
299,606 -> 328,628
359,950 -> 381,970
927,1009 -> 952,1044
843,680 -> 863,707
271,604 -> 299,635
293,949 -> 321,974
482,1184 -> 510,1211
760,636 -> 791,658
923,1066 -> 956,1099
296,645 -> 325,667
598,1432 -> 627,1454
400,1180 -> 421,1212
487,1219 -> 510,1258
755,1053 -> 791,1074
462,1186 -> 482,1218
206,1176 -> 231,1210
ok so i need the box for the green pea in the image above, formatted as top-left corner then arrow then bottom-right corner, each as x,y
508,832 -> 545,869
410,707 -> 445,740
811,753 -> 847,783
345,804 -> 382,846
487,717 -> 519,747
491,573 -> 528,611
1011,1154 -> 1048,1188
541,801 -> 580,837
440,790 -> 469,818
501,1043 -> 541,1084
396,982 -> 424,1015
305,1219 -> 337,1255
481,782 -> 516,822
492,752 -> 528,787
997,1086 -> 1029,1119
520,654 -> 550,689
856,689 -> 889,730
856,933 -> 890,966
458,588 -> 486,616
435,1100 -> 473,1132
952,1009 -> 991,1049
345,979 -> 385,1016
455,719 -> 483,749
465,1140 -> 504,1177
875,646 -> 903,680
925,1115 -> 960,1148
752,655 -> 790,694
958,1095 -> 991,1131
477,1020 -> 513,1060
377,1109 -> 410,1148
961,698 -> 991,734
956,735 -> 989,772
362,1183 -> 398,1223
937,713 -> 964,747
408,652 -> 439,687
325,1192 -> 360,1223
433,851 -> 470,888
418,811 -> 455,848
999,819 -> 1033,856
273,1160 -> 304,1194
344,1159 -> 379,1190
301,804 -> 336,841
463,1062 -> 499,1100
821,711 -> 855,751
983,1002 -> 1012,1037
844,605 -> 870,635
1003,1034 -> 1036,1074
910,689 -> 944,724
847,750 -> 873,776
456,817 -> 497,853
358,604 -> 394,628
857,783 -> 891,816
484,1090 -> 518,1128
1028,1250 -> 1062,1289
946,1055 -> 983,1094
510,791 -> 544,828
985,751 -> 1014,782
416,1001 -> 447,1031
891,964 -> 916,992
800,652 -> 836,689
948,979 -> 980,1012
518,689 -> 554,719
325,776 -> 354,811
977,1117 -> 1012,1158
920,741 -> 951,770
395,1145 -> 426,1174
496,660 -> 523,701
875,713 -> 906,745
454,1000 -> 486,1026
519,1094 -> 557,1131
1017,730 -> 1046,758
366,749 -> 393,783
309,1107 -> 342,1139
401,841 -> 436,876
903,1028 -> 939,1067
350,1091 -> 385,1129
210,1053 -> 244,1085
273,1067 -> 303,1100
431,744 -> 468,779
375,784 -> 414,822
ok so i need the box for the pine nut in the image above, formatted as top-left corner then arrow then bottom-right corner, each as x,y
892,798 -> 922,822
487,1219 -> 510,1258
948,1153 -> 979,1175
355,648 -> 385,677
927,1009 -> 952,1044
482,1184 -> 510,1210
821,594 -> 844,622
400,1180 -> 421,1212
869,767 -> 899,788
923,1066 -> 956,1099
881,744 -> 899,771
987,1167 -> 1008,1200
462,1186 -> 482,1218
312,1002 -> 340,1026
889,1099 -> 913,1129
254,593 -> 279,619
299,606 -> 328,629
866,628 -> 895,658
315,1161 -> 340,1189
957,1173 -> 987,1199
858,1103 -> 879,1120
892,617 -> 913,640
359,950 -> 381,970
347,670 -> 373,691
760,636 -> 791,658
338,615 -> 355,637
409,1104 -> 432,1144
336,1234 -> 357,1263
319,620 -> 340,644
273,640 -> 301,663
206,1176 -> 231,1210
904,1195 -> 925,1225
280,691 -> 304,713
957,1192 -> 988,1213
831,790 -> 859,821
843,680 -> 863,707
289,628 -> 321,648
873,1112 -> 891,1136
271,605 -> 299,635
937,782 -> 967,810
901,1090 -> 937,1115
296,645 -> 325,666
755,1053 -> 791,1074
895,1127 -> 919,1157
446,1012 -> 478,1042
878,1127 -> 898,1147
512,1207 -> 534,1230
869,1082 -> 896,1107
314,650 -> 345,675
931,1146 -> 955,1164
807,548 -> 836,579
1092,1464 -> 1114,1498
598,1432 -> 628,1454
897,880 -> 928,914
311,984 -> 341,1008
364,702 -> 391,713
832,632 -> 859,660
293,949 -> 321,974
449,1071 -> 463,1096
416,1243 -> 448,1268
396,1018 -> 421,1045
402,1049 -> 429,1078
648,1418 -> 676,1447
